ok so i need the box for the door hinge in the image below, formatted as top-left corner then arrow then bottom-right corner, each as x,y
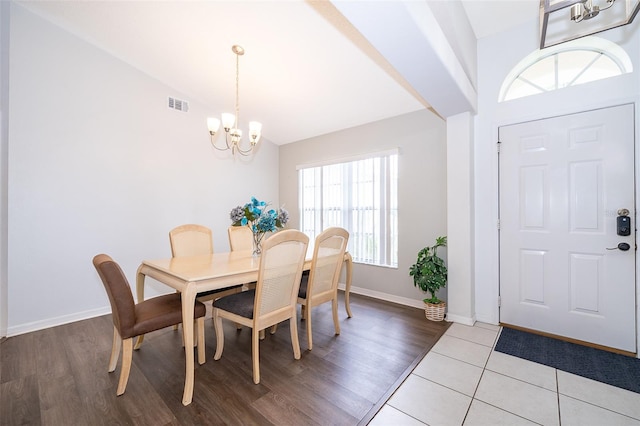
497,219 -> 500,230
498,296 -> 501,307
497,141 -> 501,153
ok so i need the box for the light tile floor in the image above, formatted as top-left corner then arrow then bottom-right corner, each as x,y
369,322 -> 640,425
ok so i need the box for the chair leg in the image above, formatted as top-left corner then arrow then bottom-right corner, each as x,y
116,338 -> 133,396
252,327 -> 260,384
290,315 -> 301,360
196,317 -> 205,365
332,297 -> 341,335
259,329 -> 266,340
269,324 -> 277,335
306,304 -> 313,351
213,308 -> 224,360
133,335 -> 144,350
108,326 -> 121,373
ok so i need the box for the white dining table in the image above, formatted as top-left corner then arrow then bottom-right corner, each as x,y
135,249 -> 353,405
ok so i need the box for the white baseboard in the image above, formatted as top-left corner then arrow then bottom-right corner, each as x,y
7,306 -> 111,337
11,285 -> 448,337
445,313 -> 476,326
338,284 -> 482,328
338,283 -> 426,309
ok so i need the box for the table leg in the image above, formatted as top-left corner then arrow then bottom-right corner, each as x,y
344,252 -> 353,318
181,282 -> 197,406
134,266 -> 146,350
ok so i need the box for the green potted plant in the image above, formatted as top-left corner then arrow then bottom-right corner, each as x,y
409,236 -> 447,321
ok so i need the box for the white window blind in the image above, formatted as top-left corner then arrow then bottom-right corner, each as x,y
298,151 -> 398,267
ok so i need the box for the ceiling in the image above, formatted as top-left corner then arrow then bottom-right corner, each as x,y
15,0 -> 539,146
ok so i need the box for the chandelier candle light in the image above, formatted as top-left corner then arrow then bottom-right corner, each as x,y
230,197 -> 289,255
207,45 -> 262,156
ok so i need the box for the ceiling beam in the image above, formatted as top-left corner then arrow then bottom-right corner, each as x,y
330,0 -> 477,118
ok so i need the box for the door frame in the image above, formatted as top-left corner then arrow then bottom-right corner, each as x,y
495,102 -> 639,356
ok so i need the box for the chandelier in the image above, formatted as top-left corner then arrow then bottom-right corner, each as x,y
207,45 -> 262,156
540,0 -> 640,48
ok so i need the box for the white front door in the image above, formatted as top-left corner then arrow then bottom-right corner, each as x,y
499,104 -> 636,353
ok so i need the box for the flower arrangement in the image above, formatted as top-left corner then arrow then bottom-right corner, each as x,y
229,196 -> 289,254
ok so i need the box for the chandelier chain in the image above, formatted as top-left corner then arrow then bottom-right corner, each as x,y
235,52 -> 240,131
206,44 -> 261,157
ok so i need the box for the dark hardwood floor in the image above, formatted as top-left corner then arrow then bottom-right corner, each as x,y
1,293 -> 449,426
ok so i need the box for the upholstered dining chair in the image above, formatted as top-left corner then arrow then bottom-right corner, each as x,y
297,227 -> 349,350
92,254 -> 206,396
212,229 -> 309,384
169,224 -> 243,303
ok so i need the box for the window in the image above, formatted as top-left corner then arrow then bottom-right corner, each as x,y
298,150 -> 398,268
500,36 -> 632,102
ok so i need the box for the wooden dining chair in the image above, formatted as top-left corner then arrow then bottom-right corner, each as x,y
92,254 -> 206,396
169,223 -> 214,257
212,229 -> 309,384
169,224 -> 243,303
227,225 -> 254,252
297,227 -> 349,350
228,225 -> 257,292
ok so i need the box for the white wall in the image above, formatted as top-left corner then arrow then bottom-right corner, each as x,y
279,109 -> 447,307
474,17 -> 640,326
1,0 -> 9,338
6,4 -> 281,335
446,112 -> 475,325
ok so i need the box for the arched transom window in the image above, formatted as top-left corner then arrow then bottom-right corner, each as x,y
500,36 -> 632,102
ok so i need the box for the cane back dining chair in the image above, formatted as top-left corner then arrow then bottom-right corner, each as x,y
92,254 -> 206,396
298,227 -> 349,350
212,229 -> 309,384
227,225 -> 254,252
228,225 -> 257,291
169,224 -> 243,302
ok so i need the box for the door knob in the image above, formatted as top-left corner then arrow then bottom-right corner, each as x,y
606,242 -> 631,251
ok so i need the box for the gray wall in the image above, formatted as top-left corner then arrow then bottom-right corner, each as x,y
279,109 -> 447,306
5,4 -> 280,335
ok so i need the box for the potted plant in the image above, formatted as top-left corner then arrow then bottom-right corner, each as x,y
409,236 -> 448,321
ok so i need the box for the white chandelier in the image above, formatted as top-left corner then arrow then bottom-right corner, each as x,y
207,45 -> 262,156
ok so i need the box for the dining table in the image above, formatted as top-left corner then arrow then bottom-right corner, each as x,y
134,248 -> 353,406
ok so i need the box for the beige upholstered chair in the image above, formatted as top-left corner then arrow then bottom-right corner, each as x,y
212,229 -> 309,384
169,224 -> 243,303
93,254 -> 206,396
298,227 -> 349,350
227,225 -> 254,252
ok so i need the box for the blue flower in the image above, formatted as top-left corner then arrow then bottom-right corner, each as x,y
229,197 -> 289,235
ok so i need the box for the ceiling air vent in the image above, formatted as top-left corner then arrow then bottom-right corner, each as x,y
168,96 -> 189,112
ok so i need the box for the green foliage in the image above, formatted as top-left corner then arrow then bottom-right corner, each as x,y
408,236 -> 447,304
